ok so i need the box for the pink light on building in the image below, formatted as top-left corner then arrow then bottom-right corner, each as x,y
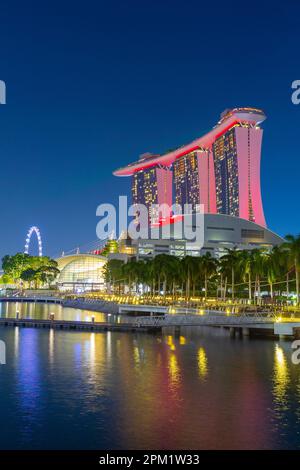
197,149 -> 217,214
156,167 -> 173,209
113,108 -> 265,176
235,127 -> 266,227
114,108 -> 267,227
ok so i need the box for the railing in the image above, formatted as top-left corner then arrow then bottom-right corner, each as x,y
131,313 -> 276,328
0,295 -> 62,303
119,303 -> 278,319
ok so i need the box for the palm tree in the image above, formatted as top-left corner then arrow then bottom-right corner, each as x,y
251,249 -> 265,304
219,256 -> 230,300
152,254 -> 177,295
220,248 -> 240,300
188,256 -> 201,297
121,260 -> 135,293
181,256 -> 196,299
143,259 -> 154,295
268,245 -> 288,301
148,258 -> 157,296
131,260 -> 147,293
105,259 -> 125,292
200,253 -> 218,300
262,249 -> 278,300
284,234 -> 300,305
238,249 -> 262,302
166,256 -> 181,298
238,250 -> 252,301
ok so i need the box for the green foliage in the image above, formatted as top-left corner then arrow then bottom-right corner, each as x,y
2,253 -> 32,281
103,236 -> 300,303
0,273 -> 14,284
2,253 -> 59,287
103,259 -> 124,283
283,234 -> 300,304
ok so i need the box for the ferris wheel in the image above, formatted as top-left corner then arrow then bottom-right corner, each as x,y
24,226 -> 43,257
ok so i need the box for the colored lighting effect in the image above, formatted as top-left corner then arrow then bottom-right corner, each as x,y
273,345 -> 289,403
168,353 -> 180,389
197,347 -> 208,378
114,107 -> 267,227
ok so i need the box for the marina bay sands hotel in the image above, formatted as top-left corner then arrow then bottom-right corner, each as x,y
114,107 -> 267,227
55,107 -> 283,290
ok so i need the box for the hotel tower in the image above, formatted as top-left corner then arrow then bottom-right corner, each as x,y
114,108 -> 266,227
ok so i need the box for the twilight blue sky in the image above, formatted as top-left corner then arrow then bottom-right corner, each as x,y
0,0 -> 299,259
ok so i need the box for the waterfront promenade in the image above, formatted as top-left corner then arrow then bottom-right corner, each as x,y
0,316 -> 157,333
1,295 -> 300,338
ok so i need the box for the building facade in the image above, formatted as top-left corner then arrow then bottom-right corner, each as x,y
56,254 -> 107,292
114,107 -> 266,227
212,123 -> 265,225
111,214 -> 283,262
131,162 -> 172,223
173,151 -> 200,211
213,127 -> 240,217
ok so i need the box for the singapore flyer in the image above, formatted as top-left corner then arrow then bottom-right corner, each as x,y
24,226 -> 43,257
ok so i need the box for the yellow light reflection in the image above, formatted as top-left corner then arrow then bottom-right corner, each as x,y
198,347 -> 208,379
168,353 -> 180,388
14,326 -> 19,357
273,344 -> 289,403
49,328 -> 54,363
166,335 -> 176,351
106,331 -> 112,362
133,346 -> 140,366
179,336 -> 186,345
90,333 -> 96,364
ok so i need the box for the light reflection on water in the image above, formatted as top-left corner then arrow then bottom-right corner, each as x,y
0,301 -> 121,323
197,347 -> 208,379
0,303 -> 300,449
273,344 -> 290,405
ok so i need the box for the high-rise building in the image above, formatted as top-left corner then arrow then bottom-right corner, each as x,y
212,120 -> 265,225
131,157 -> 172,223
113,108 -> 266,227
173,152 -> 199,211
213,127 -> 239,217
173,149 -> 216,214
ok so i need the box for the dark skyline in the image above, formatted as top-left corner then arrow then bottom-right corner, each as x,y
0,0 -> 299,259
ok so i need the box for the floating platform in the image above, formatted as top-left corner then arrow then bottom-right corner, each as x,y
0,317 -> 160,333
0,297 -> 62,304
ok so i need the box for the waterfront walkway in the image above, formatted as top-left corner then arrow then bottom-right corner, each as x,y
0,317 -> 157,333
0,296 -> 119,313
0,312 -> 299,338
1,296 -> 62,304
1,296 -> 300,338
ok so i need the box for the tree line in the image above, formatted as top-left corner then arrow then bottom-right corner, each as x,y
104,235 -> 300,304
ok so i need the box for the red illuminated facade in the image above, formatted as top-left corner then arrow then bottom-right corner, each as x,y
114,108 -> 267,227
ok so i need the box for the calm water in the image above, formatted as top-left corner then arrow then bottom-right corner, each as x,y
0,302 -> 300,450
